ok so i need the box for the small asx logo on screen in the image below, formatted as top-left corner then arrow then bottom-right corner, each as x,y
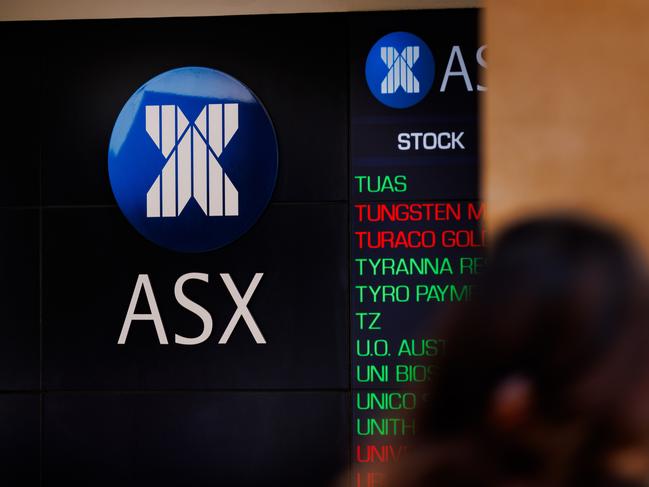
108,66 -> 278,253
366,31 -> 436,108
365,31 -> 487,109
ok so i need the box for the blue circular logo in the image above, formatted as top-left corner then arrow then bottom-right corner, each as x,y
108,67 -> 278,253
365,32 -> 435,109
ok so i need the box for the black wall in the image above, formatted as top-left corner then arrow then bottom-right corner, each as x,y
0,9 -> 478,486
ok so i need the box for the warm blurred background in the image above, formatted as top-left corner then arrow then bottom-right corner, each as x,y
485,0 -> 649,256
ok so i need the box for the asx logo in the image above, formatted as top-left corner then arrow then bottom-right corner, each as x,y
144,103 -> 240,218
108,67 -> 278,253
108,67 -> 278,346
365,31 -> 487,109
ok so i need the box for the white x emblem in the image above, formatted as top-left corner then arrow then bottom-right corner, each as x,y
144,104 -> 239,218
380,46 -> 420,94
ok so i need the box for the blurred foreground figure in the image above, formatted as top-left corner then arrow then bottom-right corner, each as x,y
388,217 -> 649,487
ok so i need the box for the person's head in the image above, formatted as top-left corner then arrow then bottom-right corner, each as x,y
396,216 -> 649,487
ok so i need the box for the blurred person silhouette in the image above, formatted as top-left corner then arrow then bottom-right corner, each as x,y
365,216 -> 649,487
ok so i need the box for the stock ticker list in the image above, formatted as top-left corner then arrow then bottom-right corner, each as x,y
350,184 -> 484,486
349,11 -> 483,484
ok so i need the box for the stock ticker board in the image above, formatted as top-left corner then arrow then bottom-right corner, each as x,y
0,8 -> 483,487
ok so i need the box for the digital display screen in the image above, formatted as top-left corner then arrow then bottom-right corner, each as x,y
350,13 -> 482,484
0,8 -> 483,486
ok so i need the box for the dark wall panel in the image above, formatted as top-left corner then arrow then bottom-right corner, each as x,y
0,395 -> 40,486
0,24 -> 41,207
0,210 -> 39,390
44,392 -> 348,487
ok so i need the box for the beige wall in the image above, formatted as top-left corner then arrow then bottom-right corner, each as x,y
484,1 -> 649,254
0,0 -> 479,21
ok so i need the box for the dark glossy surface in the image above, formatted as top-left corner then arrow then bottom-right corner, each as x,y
0,24 -> 41,207
0,209 -> 39,390
0,395 -> 40,486
44,392 -> 348,487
